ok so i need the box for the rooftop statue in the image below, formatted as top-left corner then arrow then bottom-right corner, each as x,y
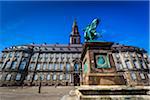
83,18 -> 101,42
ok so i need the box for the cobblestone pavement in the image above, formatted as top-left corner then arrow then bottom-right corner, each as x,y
0,86 -> 75,100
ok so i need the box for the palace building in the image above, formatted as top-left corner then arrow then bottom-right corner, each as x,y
0,20 -> 150,88
0,20 -> 82,86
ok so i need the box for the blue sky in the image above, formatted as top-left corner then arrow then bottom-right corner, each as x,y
0,1 -> 149,53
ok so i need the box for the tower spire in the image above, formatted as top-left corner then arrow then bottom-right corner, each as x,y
70,19 -> 81,44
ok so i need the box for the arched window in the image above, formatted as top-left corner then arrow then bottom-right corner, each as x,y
16,73 -> 21,81
74,63 -> 79,71
6,74 -> 11,81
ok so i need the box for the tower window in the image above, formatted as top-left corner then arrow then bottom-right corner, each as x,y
74,38 -> 76,44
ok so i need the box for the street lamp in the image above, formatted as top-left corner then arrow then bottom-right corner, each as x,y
38,75 -> 42,93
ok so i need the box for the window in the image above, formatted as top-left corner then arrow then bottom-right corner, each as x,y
133,60 -> 141,69
125,60 -> 133,69
31,57 -> 36,62
0,63 -> 3,69
140,73 -> 145,80
139,60 -> 146,69
116,62 -> 123,70
53,73 -> 57,80
65,74 -> 70,80
8,52 -> 13,58
147,74 -> 150,79
74,63 -> 79,71
47,74 -> 50,80
19,61 -> 26,71
5,61 -> 11,69
24,53 -> 28,57
124,53 -> 128,58
26,75 -> 30,81
6,74 -> 11,81
16,73 -> 21,81
36,63 -> 41,70
60,63 -> 63,70
115,53 -> 120,59
142,61 -> 147,69
43,63 -> 47,70
11,61 -> 17,69
34,74 -> 38,81
29,63 -> 34,70
54,63 -> 58,70
2,53 -> 7,58
0,74 -> 2,80
84,61 -> 88,73
66,63 -> 70,71
44,55 -> 48,62
130,73 -> 137,80
40,74 -> 44,80
15,53 -> 20,57
48,63 -> 53,70
59,74 -> 63,80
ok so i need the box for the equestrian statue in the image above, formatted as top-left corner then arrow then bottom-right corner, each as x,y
83,18 -> 102,42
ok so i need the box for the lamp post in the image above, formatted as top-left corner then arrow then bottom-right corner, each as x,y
38,75 -> 42,93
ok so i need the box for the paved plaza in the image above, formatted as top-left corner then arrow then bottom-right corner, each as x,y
0,86 -> 74,100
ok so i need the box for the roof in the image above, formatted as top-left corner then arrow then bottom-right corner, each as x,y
3,44 -> 83,53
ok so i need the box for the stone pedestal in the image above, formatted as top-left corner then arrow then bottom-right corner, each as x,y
80,42 -> 126,85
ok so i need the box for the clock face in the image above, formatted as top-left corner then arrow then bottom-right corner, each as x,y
95,54 -> 111,68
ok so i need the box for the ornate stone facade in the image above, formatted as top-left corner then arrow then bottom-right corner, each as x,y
81,42 -> 150,86
0,20 -> 150,88
0,20 -> 82,86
